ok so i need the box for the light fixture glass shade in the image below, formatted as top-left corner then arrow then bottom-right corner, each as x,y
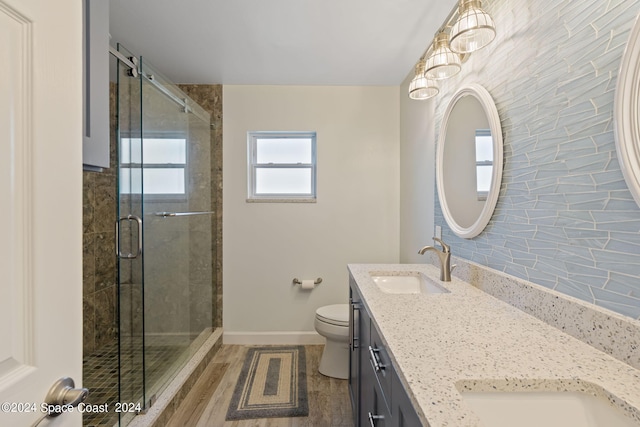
424,32 -> 461,80
449,0 -> 496,53
408,62 -> 439,100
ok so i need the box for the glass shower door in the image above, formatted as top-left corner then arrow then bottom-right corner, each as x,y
138,57 -> 212,405
116,46 -> 213,425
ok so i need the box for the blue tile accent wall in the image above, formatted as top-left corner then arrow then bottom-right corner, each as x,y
434,0 -> 640,320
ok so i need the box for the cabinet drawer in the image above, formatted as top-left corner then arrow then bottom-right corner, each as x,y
361,360 -> 391,427
369,322 -> 392,410
367,378 -> 391,427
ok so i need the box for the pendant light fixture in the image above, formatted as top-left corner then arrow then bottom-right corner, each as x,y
449,0 -> 496,54
424,32 -> 461,80
407,0 -> 496,100
408,61 -> 439,100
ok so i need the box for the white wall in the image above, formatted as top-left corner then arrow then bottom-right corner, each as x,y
223,85 -> 400,342
399,73 -> 436,263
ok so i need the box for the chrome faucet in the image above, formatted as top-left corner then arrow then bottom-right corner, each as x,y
418,237 -> 452,282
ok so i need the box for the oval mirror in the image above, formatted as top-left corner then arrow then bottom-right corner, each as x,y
614,13 -> 640,208
436,84 -> 503,239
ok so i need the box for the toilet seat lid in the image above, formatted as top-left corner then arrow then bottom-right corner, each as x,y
316,304 -> 349,326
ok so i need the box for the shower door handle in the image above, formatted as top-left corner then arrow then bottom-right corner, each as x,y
115,214 -> 143,259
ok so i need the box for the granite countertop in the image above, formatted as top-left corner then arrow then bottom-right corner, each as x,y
348,263 -> 640,427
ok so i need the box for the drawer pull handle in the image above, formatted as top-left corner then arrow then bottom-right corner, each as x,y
368,412 -> 384,427
368,345 -> 385,372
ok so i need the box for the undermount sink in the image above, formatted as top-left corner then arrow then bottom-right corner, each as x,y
370,272 -> 450,294
461,390 -> 639,427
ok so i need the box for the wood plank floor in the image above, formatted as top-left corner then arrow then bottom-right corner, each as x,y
167,345 -> 354,427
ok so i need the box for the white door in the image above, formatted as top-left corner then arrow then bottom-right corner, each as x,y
0,0 -> 83,426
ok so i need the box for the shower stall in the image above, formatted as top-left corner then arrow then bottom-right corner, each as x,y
83,45 -> 218,427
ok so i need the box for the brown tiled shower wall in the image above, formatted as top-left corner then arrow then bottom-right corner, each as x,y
82,83 -> 223,356
83,84 -> 119,355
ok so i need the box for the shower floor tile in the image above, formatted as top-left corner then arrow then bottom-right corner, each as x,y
82,339 -> 188,427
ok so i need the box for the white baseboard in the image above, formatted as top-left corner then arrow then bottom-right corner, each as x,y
223,331 -> 325,345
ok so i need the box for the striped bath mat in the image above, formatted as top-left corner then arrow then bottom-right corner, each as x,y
226,346 -> 309,420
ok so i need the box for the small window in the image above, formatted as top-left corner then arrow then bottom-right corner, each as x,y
248,131 -> 317,202
120,136 -> 187,196
475,129 -> 493,201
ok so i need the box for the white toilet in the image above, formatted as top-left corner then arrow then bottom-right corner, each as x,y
314,304 -> 350,379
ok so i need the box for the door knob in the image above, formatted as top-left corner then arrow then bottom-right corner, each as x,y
44,377 -> 89,416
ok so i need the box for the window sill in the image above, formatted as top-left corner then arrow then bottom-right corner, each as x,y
246,198 -> 317,203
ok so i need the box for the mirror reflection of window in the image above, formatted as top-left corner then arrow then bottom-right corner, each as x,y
475,129 -> 493,201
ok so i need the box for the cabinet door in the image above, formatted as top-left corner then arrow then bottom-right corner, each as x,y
357,302 -> 373,426
370,321 -> 392,405
348,281 -> 362,425
82,0 -> 110,169
392,369 -> 423,427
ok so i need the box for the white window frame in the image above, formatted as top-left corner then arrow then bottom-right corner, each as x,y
247,131 -> 317,202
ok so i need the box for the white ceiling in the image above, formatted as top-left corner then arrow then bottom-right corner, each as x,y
109,0 -> 454,86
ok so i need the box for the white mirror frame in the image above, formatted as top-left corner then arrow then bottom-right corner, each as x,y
437,84 -> 503,239
614,13 -> 640,208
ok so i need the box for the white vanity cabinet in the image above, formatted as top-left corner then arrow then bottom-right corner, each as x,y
349,277 -> 422,427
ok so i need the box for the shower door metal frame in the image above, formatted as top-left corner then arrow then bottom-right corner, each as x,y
109,45 -> 208,123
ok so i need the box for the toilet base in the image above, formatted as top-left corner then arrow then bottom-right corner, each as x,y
318,339 -> 349,379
